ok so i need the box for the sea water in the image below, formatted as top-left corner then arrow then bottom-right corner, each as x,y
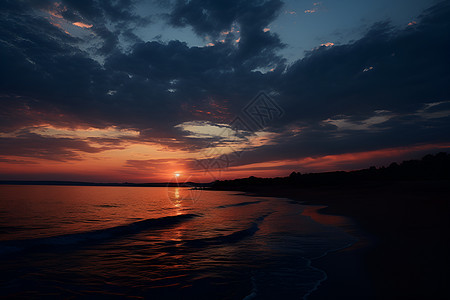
0,185 -> 356,299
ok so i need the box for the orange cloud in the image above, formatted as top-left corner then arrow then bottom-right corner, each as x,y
320,42 -> 334,47
72,22 -> 93,29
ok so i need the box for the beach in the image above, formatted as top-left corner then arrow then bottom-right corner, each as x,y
238,180 -> 450,299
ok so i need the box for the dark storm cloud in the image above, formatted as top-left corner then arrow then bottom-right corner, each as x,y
61,0 -> 144,23
25,0 -> 150,54
168,0 -> 285,69
0,0 -> 450,165
60,0 -> 150,54
168,0 -> 283,36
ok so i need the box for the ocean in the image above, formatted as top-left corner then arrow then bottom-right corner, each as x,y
0,185 -> 356,299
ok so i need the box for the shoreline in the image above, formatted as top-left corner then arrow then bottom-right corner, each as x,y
300,204 -> 376,299
234,180 -> 450,299
279,199 -> 376,299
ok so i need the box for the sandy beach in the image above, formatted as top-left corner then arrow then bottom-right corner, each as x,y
238,180 -> 450,299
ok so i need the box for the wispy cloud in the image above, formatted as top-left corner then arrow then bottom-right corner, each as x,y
304,2 -> 322,14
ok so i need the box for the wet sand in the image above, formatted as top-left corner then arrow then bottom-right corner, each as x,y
239,180 -> 450,299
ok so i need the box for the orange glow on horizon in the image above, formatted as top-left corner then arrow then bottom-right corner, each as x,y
1,142 -> 449,183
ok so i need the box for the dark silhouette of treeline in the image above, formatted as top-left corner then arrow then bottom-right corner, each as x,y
211,152 -> 450,190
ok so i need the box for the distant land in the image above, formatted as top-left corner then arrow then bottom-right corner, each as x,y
1,152 -> 449,187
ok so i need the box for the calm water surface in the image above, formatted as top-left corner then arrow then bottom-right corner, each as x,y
0,185 -> 355,299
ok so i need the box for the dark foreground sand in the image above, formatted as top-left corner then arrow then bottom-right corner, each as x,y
240,180 -> 450,299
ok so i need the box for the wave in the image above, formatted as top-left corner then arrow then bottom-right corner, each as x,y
94,204 -> 122,208
182,212 -> 271,248
0,213 -> 198,255
183,223 -> 259,247
216,200 -> 262,209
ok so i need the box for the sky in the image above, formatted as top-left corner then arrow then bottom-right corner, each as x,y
1,0 -> 450,183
